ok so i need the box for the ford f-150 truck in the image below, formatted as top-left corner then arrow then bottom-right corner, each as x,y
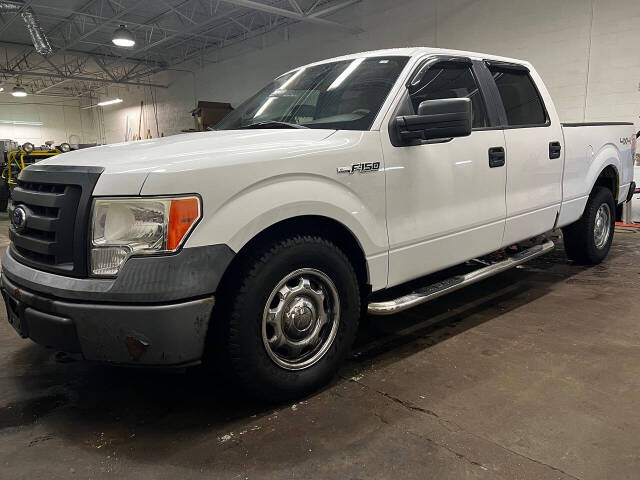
1,48 -> 636,400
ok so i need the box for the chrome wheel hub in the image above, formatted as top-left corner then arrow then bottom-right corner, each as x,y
262,268 -> 340,370
594,203 -> 611,249
284,297 -> 316,339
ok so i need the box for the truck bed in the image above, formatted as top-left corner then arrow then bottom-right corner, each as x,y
558,122 -> 635,228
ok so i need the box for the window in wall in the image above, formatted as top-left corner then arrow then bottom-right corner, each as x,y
488,68 -> 547,126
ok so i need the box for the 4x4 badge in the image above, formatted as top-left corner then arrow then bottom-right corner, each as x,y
337,162 -> 381,175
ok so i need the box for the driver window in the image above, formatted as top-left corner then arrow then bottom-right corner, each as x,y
405,61 -> 489,129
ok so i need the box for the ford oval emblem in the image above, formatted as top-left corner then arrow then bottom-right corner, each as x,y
11,206 -> 27,232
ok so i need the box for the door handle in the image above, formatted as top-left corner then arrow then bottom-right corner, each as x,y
488,147 -> 505,168
549,141 -> 562,159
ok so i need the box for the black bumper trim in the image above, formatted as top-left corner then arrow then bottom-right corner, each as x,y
3,288 -> 81,353
2,243 -> 235,303
2,274 -> 215,365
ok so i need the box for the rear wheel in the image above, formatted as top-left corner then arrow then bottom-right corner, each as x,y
219,235 -> 360,401
562,186 -> 615,265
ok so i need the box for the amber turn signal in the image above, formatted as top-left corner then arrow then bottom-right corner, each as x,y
168,197 -> 200,250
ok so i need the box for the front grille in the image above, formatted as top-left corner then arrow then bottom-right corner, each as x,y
18,181 -> 66,194
9,165 -> 104,277
9,181 -> 81,269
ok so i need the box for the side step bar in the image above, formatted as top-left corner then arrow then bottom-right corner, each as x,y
368,240 -> 555,316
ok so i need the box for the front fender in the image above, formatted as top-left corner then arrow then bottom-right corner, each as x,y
185,174 -> 389,290
190,173 -> 386,250
140,130 -> 388,290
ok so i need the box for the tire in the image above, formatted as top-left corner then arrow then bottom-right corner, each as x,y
219,235 -> 360,402
562,186 -> 615,265
0,181 -> 9,212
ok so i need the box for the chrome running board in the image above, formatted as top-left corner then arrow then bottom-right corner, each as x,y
367,240 -> 555,316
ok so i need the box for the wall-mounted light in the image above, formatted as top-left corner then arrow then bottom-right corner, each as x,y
112,25 -> 135,47
11,85 -> 27,97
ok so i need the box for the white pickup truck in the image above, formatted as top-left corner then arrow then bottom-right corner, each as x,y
2,48 -> 636,400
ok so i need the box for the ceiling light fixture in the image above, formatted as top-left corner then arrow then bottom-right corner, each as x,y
97,98 -> 123,107
11,85 -> 27,97
112,25 -> 135,47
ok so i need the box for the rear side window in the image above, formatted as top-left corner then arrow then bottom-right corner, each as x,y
488,68 -> 547,127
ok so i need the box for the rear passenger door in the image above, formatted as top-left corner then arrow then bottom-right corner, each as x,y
484,62 -> 564,246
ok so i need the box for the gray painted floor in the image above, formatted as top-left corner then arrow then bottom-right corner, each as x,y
1,212 -> 638,479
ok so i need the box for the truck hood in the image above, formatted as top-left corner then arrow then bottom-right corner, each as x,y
39,129 -> 337,173
37,129 -> 337,195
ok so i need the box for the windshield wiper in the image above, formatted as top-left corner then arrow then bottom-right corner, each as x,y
237,121 -> 309,130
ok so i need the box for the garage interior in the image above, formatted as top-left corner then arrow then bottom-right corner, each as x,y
1,0 -> 640,478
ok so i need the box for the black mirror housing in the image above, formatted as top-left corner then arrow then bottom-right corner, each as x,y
394,98 -> 472,144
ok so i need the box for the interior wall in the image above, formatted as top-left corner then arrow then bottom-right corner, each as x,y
0,93 -> 98,146
97,0 -> 640,140
99,70 -> 196,144
190,0 -> 640,129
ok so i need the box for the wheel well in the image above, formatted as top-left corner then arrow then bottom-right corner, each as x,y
594,165 -> 619,201
220,216 -> 370,292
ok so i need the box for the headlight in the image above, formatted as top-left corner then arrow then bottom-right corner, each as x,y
22,142 -> 34,153
90,196 -> 201,276
59,142 -> 71,152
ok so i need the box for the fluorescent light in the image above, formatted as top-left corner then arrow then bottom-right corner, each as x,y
0,120 -> 43,126
97,98 -> 123,107
328,58 -> 364,91
112,25 -> 135,47
253,97 -> 275,118
12,85 -> 27,97
277,67 -> 306,91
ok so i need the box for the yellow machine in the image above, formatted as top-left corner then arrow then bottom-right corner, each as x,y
0,142 -> 71,211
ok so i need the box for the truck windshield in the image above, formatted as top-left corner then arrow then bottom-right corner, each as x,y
215,56 -> 409,131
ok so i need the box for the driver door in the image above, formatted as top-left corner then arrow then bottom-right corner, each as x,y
382,58 -> 507,287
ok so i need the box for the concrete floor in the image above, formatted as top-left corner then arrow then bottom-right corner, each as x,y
0,211 -> 639,480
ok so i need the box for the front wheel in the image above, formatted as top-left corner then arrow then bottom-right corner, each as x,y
562,186 -> 615,265
221,235 -> 361,401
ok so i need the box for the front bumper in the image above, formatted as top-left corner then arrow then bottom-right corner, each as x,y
2,274 -> 214,365
0,246 -> 230,365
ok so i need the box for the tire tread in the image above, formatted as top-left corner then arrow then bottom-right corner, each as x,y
562,186 -> 615,265
223,234 -> 360,401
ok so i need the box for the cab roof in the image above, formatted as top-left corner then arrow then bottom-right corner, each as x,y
288,47 -> 532,72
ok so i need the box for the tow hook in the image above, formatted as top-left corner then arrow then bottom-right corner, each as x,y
125,336 -> 150,361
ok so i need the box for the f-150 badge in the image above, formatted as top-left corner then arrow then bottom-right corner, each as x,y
337,162 -> 381,174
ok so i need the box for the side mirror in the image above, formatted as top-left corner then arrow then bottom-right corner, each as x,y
394,98 -> 472,144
